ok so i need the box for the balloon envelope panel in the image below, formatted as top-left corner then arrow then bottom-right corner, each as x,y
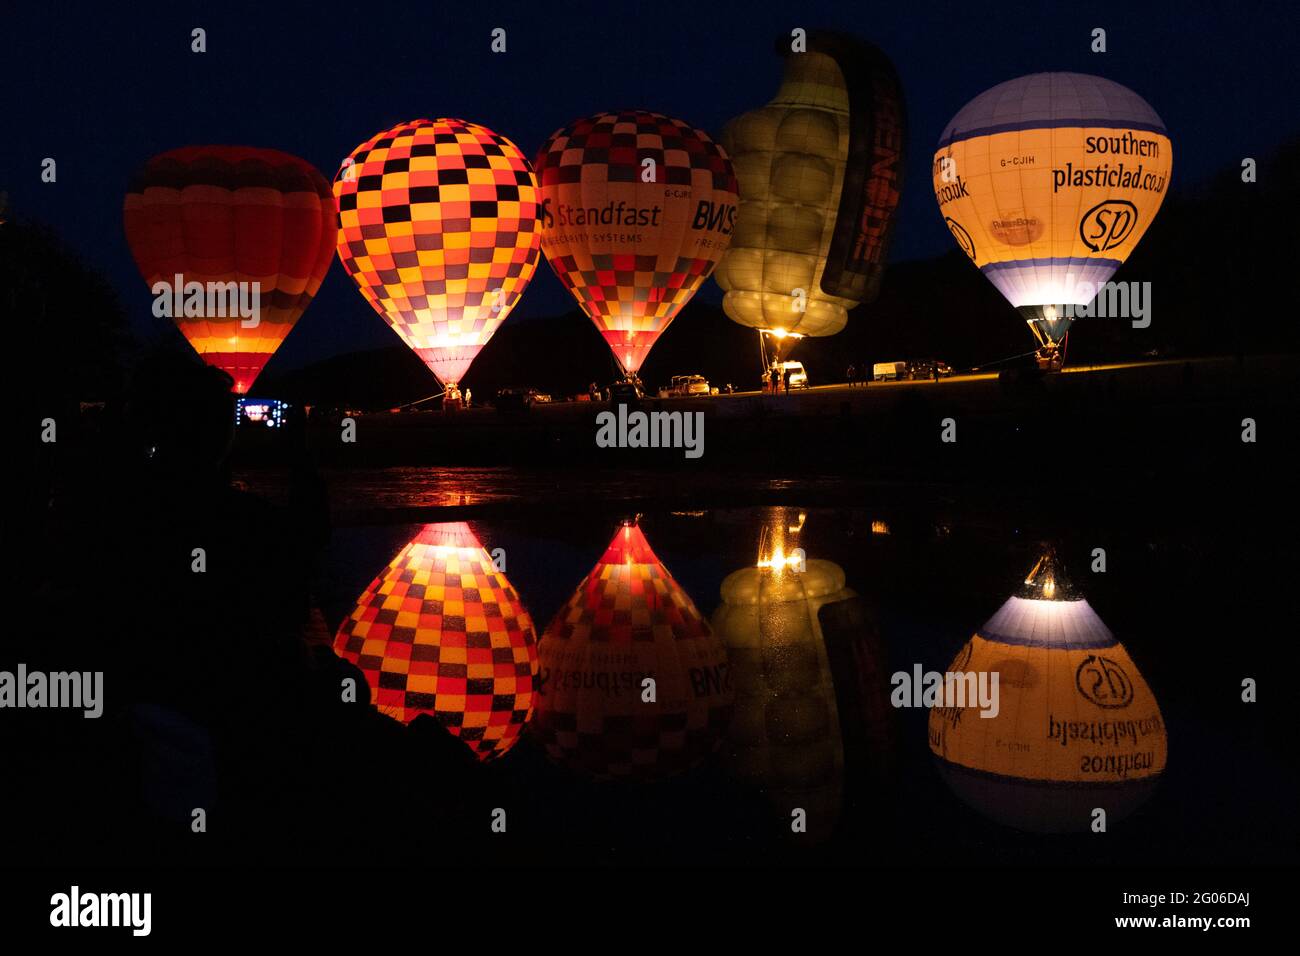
334,119 -> 542,386
333,522 -> 540,760
933,73 -> 1172,337
535,111 -> 739,374
123,146 -> 337,393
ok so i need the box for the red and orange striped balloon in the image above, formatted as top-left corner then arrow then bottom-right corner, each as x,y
123,146 -> 337,394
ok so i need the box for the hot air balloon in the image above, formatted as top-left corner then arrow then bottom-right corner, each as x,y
123,146 -> 337,394
715,32 -> 906,369
333,119 -> 541,397
928,547 -> 1167,832
534,110 -> 739,380
531,519 -> 733,780
333,522 -> 539,761
711,509 -> 892,841
933,73 -> 1173,368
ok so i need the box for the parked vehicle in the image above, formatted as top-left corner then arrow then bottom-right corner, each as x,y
493,386 -> 550,410
660,374 -> 711,397
873,361 -> 907,381
906,358 -> 954,379
769,361 -> 809,389
609,379 -> 646,403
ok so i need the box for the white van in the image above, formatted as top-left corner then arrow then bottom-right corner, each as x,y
873,361 -> 907,381
774,361 -> 809,389
669,374 -> 711,396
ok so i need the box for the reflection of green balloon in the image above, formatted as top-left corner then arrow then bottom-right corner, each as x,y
714,32 -> 906,350
711,559 -> 852,842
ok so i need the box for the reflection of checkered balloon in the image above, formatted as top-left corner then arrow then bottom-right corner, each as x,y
532,523 -> 734,780
333,523 -> 539,760
334,119 -> 541,386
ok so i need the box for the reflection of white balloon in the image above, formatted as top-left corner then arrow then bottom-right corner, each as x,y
929,550 -> 1167,833
933,73 -> 1173,358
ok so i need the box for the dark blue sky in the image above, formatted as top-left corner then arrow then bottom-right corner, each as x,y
6,0 -> 1296,370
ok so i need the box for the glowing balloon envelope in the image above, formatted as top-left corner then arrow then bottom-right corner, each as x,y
535,110 -> 739,377
123,146 -> 337,394
532,520 -> 733,780
928,549 -> 1167,832
711,510 -> 892,840
334,118 -> 542,388
712,559 -> 848,840
333,522 -> 539,760
715,32 -> 906,361
934,73 -> 1172,357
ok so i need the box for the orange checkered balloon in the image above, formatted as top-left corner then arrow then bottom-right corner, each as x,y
333,523 -> 539,760
334,119 -> 542,388
535,111 -> 739,376
532,521 -> 733,780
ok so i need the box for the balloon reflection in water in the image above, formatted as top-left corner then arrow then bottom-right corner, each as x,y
532,521 -> 733,781
711,510 -> 892,841
333,523 -> 539,760
929,548 -> 1167,832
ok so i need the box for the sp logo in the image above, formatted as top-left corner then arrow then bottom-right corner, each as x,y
1079,200 -> 1138,252
945,217 -> 976,261
540,197 -> 554,229
1075,654 -> 1134,709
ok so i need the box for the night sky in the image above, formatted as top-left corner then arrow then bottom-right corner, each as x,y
7,0 -> 1296,371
